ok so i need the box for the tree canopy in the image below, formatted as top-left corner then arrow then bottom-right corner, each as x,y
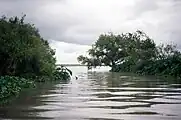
78,31 -> 156,69
78,31 -> 181,77
0,15 -> 70,78
0,15 -> 72,104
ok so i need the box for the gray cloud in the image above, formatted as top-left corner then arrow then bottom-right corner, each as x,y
0,0 -> 181,47
132,0 -> 159,17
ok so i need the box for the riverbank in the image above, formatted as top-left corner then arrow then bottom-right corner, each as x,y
0,76 -> 35,105
0,15 -> 71,105
0,75 -> 72,105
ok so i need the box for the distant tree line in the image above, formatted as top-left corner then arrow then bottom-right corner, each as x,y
0,15 -> 72,104
77,31 -> 181,77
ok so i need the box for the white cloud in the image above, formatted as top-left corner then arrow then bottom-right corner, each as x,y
50,41 -> 90,64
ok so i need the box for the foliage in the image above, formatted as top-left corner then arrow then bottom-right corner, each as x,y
0,76 -> 34,104
78,31 -> 157,70
0,15 -> 72,104
0,15 -> 56,77
136,53 -> 181,77
53,66 -> 72,81
78,31 -> 181,78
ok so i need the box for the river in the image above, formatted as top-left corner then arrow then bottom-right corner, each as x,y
1,66 -> 181,120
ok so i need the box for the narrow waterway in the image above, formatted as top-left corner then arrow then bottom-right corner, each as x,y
1,67 -> 181,120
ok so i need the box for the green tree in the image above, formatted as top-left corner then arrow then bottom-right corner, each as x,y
0,15 -> 55,77
0,15 -> 72,79
0,15 -> 72,104
77,31 -> 157,71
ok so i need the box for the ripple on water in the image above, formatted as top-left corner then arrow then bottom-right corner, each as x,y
1,71 -> 181,120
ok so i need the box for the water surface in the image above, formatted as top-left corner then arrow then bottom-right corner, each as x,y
1,66 -> 181,120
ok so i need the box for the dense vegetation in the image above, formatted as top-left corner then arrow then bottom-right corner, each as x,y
78,31 -> 181,77
0,15 -> 72,104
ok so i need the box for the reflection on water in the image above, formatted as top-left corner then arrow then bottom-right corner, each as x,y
0,67 -> 181,120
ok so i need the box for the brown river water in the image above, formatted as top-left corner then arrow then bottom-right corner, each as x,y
0,67 -> 181,120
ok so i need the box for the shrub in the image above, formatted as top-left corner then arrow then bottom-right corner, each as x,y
0,76 -> 35,104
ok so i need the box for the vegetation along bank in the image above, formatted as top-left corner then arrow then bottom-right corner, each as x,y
0,15 -> 72,104
78,31 -> 181,78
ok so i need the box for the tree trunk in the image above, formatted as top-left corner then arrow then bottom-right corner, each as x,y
111,61 -> 116,72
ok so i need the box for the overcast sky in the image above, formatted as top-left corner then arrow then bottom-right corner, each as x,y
0,0 -> 180,63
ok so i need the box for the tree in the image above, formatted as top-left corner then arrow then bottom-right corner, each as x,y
0,15 -> 70,78
77,31 -> 157,71
0,15 -> 72,104
78,30 -> 181,78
